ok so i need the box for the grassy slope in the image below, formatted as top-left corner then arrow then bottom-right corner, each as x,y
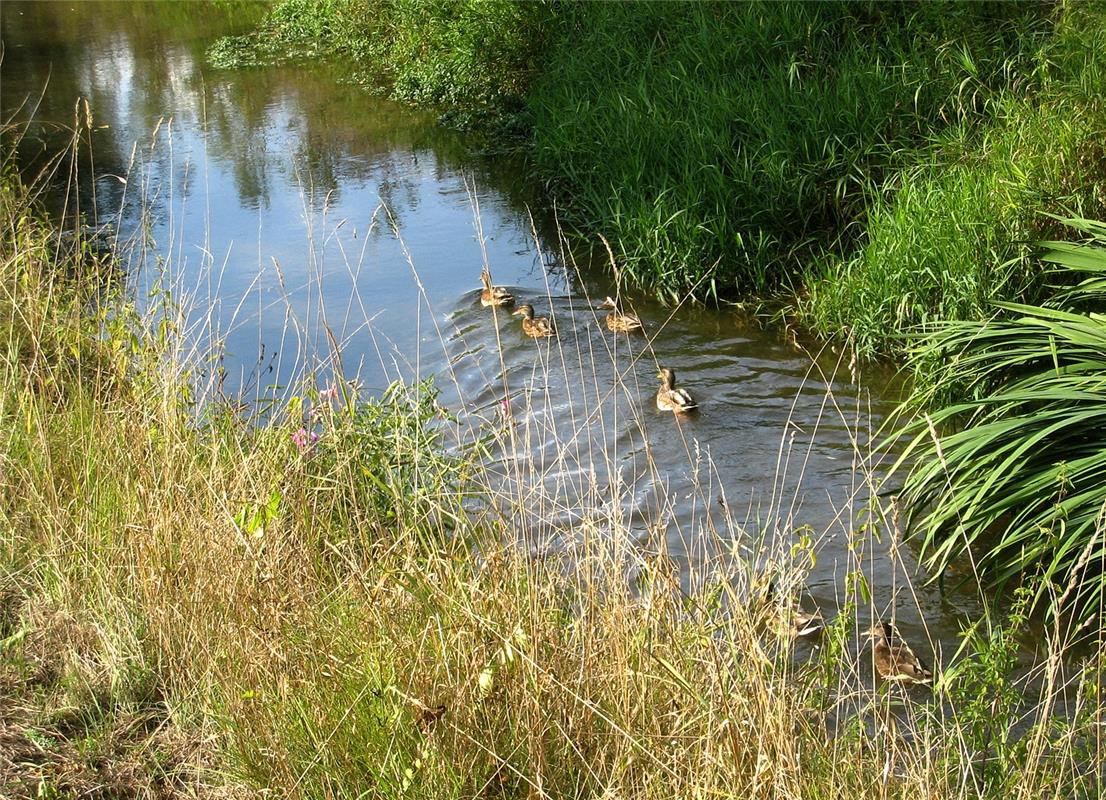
803,3 -> 1106,358
526,1 -> 1049,301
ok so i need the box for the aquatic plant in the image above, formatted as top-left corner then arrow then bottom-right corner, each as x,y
893,217 -> 1106,624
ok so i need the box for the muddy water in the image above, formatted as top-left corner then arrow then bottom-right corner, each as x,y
2,1 -> 989,669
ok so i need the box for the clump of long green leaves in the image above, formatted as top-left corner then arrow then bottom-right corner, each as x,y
893,217 -> 1106,623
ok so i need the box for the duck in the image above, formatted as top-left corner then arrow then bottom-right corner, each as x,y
866,621 -> 934,685
655,367 -> 698,413
479,267 -> 514,307
512,303 -> 556,338
760,577 -> 824,639
597,296 -> 644,333
785,605 -> 825,638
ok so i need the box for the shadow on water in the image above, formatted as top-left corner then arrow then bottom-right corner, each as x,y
2,0 -> 1041,693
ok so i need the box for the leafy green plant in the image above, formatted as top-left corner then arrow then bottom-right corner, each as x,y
802,8 -> 1106,360
892,217 -> 1106,622
932,589 -> 1031,796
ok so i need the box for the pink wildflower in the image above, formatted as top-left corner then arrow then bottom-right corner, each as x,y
319,385 -> 339,402
292,427 -> 319,453
497,396 -> 513,423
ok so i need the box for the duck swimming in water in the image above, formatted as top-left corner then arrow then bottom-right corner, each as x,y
655,367 -> 698,413
512,303 -> 556,338
598,296 -> 644,333
479,267 -> 514,307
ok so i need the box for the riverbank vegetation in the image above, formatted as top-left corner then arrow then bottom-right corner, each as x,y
211,1 -> 1106,358
893,218 -> 1106,624
200,1 -> 1106,634
4,129 -> 1106,797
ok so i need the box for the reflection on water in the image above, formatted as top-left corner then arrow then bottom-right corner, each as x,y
2,1 -> 992,669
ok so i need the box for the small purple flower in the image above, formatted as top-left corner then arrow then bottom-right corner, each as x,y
292,427 -> 319,453
319,385 -> 339,403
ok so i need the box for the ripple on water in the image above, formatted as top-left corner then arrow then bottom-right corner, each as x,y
437,285 -> 948,634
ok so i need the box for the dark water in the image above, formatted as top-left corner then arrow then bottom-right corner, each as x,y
2,1 -> 1000,670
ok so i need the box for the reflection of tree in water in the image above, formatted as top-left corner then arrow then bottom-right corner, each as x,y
1,2 -> 265,222
203,80 -> 274,210
1,0 -> 581,285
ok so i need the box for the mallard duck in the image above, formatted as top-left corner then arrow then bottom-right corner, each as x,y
512,303 -> 556,337
761,578 -> 824,638
786,606 -> 824,638
598,296 -> 644,333
866,621 -> 934,685
479,267 -> 514,307
656,367 -> 698,413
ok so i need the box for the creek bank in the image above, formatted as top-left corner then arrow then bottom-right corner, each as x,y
211,0 -> 1106,360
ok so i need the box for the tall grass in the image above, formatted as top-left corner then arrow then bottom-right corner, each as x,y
891,217 -> 1106,625
803,4 -> 1106,359
2,128 -> 1104,798
527,1 -> 1050,301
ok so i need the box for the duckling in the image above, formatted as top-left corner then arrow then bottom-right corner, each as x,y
655,367 -> 698,413
786,605 -> 825,638
512,303 -> 556,338
597,296 -> 644,333
479,267 -> 514,307
866,621 -> 934,685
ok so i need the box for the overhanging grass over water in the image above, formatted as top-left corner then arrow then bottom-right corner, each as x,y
3,130 -> 1105,797
891,218 -> 1106,625
210,0 -> 1106,358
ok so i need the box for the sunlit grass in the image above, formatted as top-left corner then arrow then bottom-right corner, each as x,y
891,217 -> 1106,626
802,2 -> 1106,359
2,124 -> 1104,799
526,1 -> 1050,301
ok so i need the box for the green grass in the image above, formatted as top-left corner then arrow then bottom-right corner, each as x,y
890,217 -> 1106,625
207,0 -> 553,135
526,1 -> 1052,301
803,4 -> 1106,359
